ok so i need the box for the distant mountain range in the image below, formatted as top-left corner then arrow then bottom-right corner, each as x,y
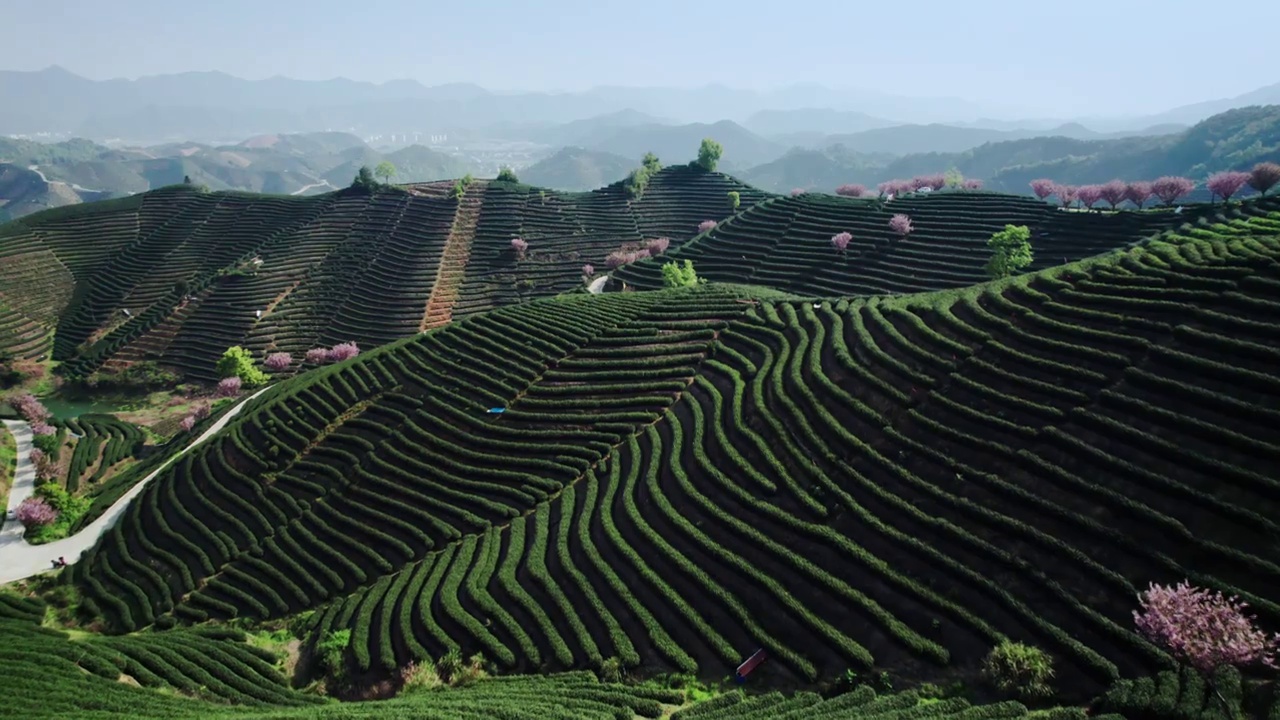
738,105 -> 1280,195
4,104 -> 1277,223
3,66 -> 1279,144
0,132 -> 468,220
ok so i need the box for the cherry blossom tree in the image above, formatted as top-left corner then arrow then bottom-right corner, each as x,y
305,347 -> 329,365
582,263 -> 595,279
1125,181 -> 1153,209
31,422 -> 55,436
180,416 -> 197,432
326,342 -> 360,363
1248,162 -> 1280,196
1206,171 -> 1250,204
1151,176 -> 1195,206
698,220 -> 718,233
913,174 -> 946,191
647,237 -> 671,255
510,237 -> 528,259
835,184 -> 866,197
1075,185 -> 1104,210
29,447 -> 55,481
1054,185 -> 1077,208
16,496 -> 58,528
192,403 -> 211,420
1030,179 -> 1057,200
1134,580 -> 1279,672
830,231 -> 852,253
889,214 -> 913,238
605,251 -> 629,269
263,352 -> 292,372
790,188 -> 806,197
962,179 -> 983,190
1099,179 -> 1127,209
877,180 -> 896,196
216,376 -> 242,398
9,393 -> 51,424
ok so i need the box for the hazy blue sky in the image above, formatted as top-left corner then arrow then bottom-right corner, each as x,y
8,0 -> 1279,116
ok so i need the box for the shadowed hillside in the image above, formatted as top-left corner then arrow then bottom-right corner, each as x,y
0,167 -> 767,379
65,203 -> 1280,705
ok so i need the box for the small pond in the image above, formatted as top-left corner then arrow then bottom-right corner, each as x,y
38,397 -> 139,420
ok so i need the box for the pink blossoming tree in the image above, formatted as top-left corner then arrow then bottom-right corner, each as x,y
510,237 -> 528,259
1151,176 -> 1194,206
1099,179 -> 1127,209
263,352 -> 292,372
180,415 -> 197,432
1125,181 -> 1153,209
1134,580 -> 1279,672
647,237 -> 671,255
835,184 -> 866,197
790,188 -> 806,197
1054,185 -> 1077,208
1249,162 -> 1280,196
326,342 -> 359,363
1075,185 -> 1104,210
1206,171 -> 1250,204
305,347 -> 329,365
888,214 -> 913,238
1030,179 -> 1056,200
16,496 -> 58,528
830,231 -> 852,253
698,220 -> 718,233
216,376 -> 242,398
962,179 -> 983,190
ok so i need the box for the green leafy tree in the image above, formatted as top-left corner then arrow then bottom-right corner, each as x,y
985,224 -> 1033,279
982,641 -> 1055,699
944,168 -> 964,188
661,260 -> 699,288
496,167 -> 519,183
642,152 -> 661,175
351,165 -> 378,192
727,191 -> 740,209
695,138 -> 723,172
214,346 -> 269,386
374,161 -> 397,184
623,167 -> 650,199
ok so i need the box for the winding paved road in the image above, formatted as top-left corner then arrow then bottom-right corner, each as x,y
587,275 -> 608,294
0,388 -> 270,585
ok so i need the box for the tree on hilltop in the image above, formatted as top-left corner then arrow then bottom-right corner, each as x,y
986,225 -> 1033,279
1030,179 -> 1056,200
727,191 -> 740,209
374,161 -> 397,184
1098,179 -> 1127,209
1249,162 -> 1280,196
1151,176 -> 1194,206
695,138 -> 723,172
1125,181 -> 1152,209
642,152 -> 661,175
352,165 -> 378,192
496,167 -> 519,183
835,184 -> 866,197
1207,171 -> 1250,204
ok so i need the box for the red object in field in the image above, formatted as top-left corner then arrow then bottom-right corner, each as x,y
736,648 -> 767,679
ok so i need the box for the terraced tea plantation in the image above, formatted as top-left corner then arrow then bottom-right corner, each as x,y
37,198 -> 1275,716
613,191 -> 1224,295
0,166 -> 764,380
6,592 -> 1118,720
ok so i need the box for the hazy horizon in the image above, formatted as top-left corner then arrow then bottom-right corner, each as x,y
8,0 -> 1280,118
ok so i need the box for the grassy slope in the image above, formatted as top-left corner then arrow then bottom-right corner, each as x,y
63,203 -> 1280,708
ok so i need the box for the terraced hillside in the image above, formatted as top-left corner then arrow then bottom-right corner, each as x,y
66,202 -> 1280,705
4,594 -> 1115,720
0,167 -> 764,380
613,191 -> 1226,295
